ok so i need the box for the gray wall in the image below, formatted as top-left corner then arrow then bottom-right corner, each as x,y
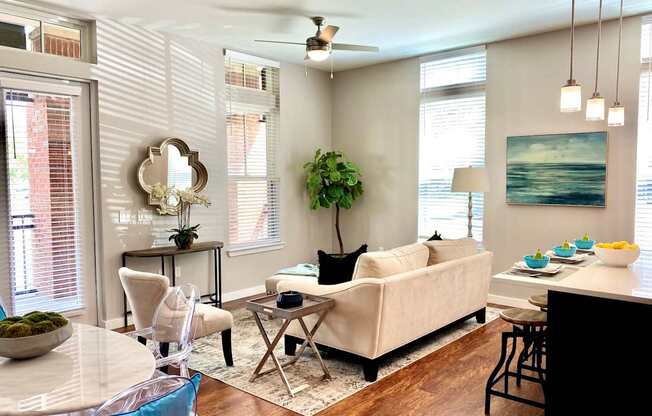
332,17 -> 643,273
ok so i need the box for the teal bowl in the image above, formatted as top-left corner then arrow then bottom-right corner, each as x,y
575,239 -> 595,250
553,245 -> 577,257
524,255 -> 550,269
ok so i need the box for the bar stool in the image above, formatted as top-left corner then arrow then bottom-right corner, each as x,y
485,308 -> 547,414
528,293 -> 548,311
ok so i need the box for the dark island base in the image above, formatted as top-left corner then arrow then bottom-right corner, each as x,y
547,290 -> 652,415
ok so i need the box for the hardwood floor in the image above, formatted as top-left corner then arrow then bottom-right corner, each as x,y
119,298 -> 544,416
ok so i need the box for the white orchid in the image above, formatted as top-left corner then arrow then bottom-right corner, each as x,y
154,185 -> 211,248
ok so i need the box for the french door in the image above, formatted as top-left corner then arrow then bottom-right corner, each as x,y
0,74 -> 97,324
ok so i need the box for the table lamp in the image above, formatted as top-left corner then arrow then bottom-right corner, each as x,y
451,167 -> 490,239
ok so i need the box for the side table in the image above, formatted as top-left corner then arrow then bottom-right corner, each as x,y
246,293 -> 335,397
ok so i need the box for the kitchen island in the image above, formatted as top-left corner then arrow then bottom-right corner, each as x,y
546,261 -> 652,415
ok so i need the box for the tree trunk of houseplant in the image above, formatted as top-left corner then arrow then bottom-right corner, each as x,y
335,204 -> 344,255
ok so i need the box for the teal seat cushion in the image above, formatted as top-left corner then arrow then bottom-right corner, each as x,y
118,374 -> 201,416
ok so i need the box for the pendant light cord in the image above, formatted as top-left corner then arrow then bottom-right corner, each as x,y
569,0 -> 576,81
593,0 -> 603,95
615,0 -> 623,103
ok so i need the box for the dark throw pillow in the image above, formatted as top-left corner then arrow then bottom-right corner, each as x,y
318,244 -> 368,285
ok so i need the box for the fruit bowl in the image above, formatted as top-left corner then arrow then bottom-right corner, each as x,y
0,321 -> 73,359
524,255 -> 550,269
553,245 -> 577,257
594,246 -> 640,267
575,239 -> 595,250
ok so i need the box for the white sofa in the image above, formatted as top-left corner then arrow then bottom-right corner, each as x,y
277,240 -> 493,381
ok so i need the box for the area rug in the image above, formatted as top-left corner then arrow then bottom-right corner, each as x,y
189,307 -> 499,415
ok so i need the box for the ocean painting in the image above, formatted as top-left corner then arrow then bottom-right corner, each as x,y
506,132 -> 607,207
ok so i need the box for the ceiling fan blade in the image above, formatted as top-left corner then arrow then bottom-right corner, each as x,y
255,40 -> 306,46
331,43 -> 379,52
318,25 -> 339,42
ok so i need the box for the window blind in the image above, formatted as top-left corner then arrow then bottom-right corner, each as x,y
1,85 -> 86,316
418,46 -> 486,241
635,17 -> 652,266
224,50 -> 281,251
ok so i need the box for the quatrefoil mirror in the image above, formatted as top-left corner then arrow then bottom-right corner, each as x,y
138,138 -> 208,215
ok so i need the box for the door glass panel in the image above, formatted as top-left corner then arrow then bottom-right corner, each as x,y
3,89 -> 84,315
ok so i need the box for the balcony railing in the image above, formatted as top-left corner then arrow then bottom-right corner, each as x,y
10,213 -> 35,295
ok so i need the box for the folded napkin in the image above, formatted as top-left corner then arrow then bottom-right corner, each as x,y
276,263 -> 319,277
514,261 -> 562,274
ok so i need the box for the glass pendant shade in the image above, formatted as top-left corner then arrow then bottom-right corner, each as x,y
307,49 -> 329,61
560,82 -> 582,112
586,95 -> 605,121
608,104 -> 625,126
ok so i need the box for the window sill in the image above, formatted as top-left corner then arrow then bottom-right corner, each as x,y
227,241 -> 286,257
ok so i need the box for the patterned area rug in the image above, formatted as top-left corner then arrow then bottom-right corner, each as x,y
189,307 -> 499,415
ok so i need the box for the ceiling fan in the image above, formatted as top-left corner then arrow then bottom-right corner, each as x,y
255,16 -> 379,62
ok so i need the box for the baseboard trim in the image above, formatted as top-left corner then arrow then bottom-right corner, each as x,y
102,284 -> 266,329
488,293 -> 537,310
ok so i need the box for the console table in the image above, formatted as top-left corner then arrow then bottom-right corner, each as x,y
121,241 -> 223,327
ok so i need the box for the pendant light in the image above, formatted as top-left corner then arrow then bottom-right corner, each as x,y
586,0 -> 605,121
608,0 -> 625,126
561,0 -> 582,112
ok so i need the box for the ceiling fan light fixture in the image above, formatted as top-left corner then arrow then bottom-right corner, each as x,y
307,48 -> 330,62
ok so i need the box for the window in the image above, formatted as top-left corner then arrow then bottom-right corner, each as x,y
418,46 -> 486,240
224,50 -> 281,252
0,78 -> 89,316
635,16 -> 652,265
0,4 -> 86,60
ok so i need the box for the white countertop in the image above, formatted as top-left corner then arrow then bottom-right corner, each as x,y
494,260 -> 652,305
0,323 -> 155,415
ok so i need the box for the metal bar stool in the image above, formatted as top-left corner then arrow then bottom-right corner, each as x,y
485,308 -> 547,414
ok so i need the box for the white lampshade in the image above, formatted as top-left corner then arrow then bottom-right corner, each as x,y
560,83 -> 582,112
608,104 -> 625,126
451,167 -> 490,193
586,95 -> 605,121
307,49 -> 329,62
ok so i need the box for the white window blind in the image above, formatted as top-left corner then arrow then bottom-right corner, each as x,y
1,85 -> 86,316
418,46 -> 486,241
635,16 -> 652,266
225,50 -> 281,251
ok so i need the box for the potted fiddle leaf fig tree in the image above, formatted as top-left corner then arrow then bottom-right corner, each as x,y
304,149 -> 364,255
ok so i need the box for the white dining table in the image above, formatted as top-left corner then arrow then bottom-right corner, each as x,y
0,323 -> 155,415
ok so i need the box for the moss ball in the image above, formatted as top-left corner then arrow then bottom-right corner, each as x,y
32,320 -> 57,334
5,323 -> 33,338
0,322 -> 11,337
45,313 -> 68,328
3,316 -> 22,323
23,312 -> 50,324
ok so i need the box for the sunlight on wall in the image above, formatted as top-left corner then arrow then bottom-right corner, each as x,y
92,19 -> 226,322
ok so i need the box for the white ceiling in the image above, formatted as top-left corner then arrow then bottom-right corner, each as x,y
31,0 -> 652,71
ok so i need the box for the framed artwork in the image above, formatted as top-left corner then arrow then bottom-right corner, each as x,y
506,132 -> 607,207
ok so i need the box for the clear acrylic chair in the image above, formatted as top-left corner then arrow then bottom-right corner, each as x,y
126,284 -> 199,378
94,375 -> 200,416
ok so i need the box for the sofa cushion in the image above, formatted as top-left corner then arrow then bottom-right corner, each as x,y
352,243 -> 429,279
423,238 -> 478,265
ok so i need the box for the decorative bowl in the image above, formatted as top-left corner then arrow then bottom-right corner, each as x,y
575,239 -> 595,250
594,246 -> 640,267
553,245 -> 577,257
0,322 -> 73,359
524,255 -> 550,269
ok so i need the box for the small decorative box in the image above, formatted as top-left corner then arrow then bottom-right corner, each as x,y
276,291 -> 304,309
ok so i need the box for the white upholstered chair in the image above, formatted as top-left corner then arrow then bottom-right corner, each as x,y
119,267 -> 234,367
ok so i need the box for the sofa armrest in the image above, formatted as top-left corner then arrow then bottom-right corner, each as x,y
278,278 -> 386,359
